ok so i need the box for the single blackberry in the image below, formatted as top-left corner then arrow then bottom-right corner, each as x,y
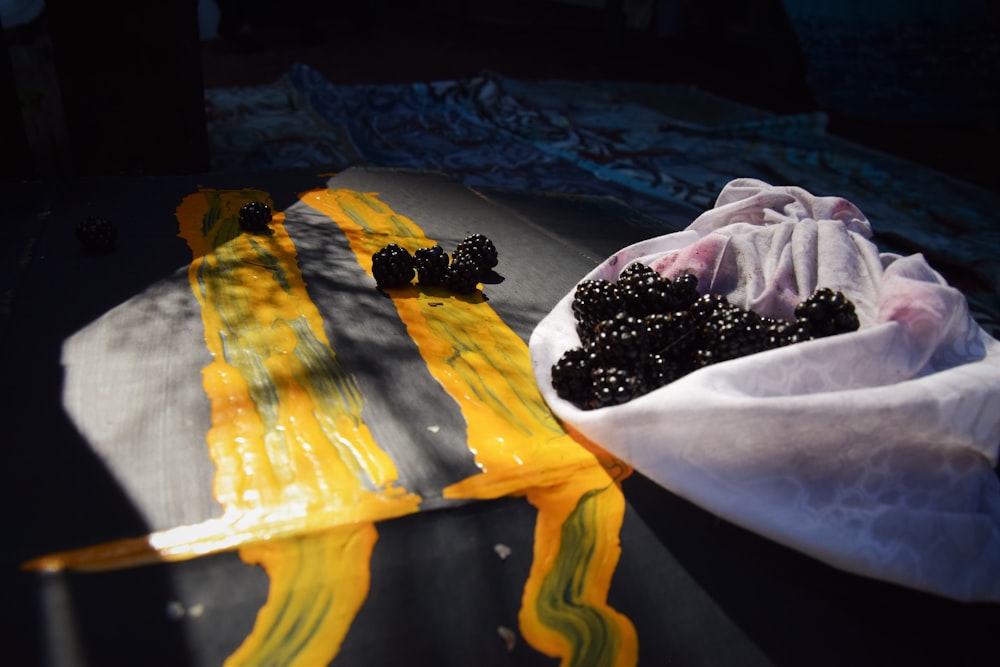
588,366 -> 642,409
572,279 -> 623,342
238,201 -> 272,232
642,311 -> 698,359
551,347 -> 595,407
688,293 -> 737,323
643,352 -> 689,389
587,313 -> 647,366
617,262 -> 658,287
762,318 -> 811,349
413,245 -> 450,285
444,255 -> 482,294
617,265 -> 700,316
695,303 -> 769,362
371,243 -> 415,289
794,288 -> 860,338
453,234 -> 498,276
670,273 -> 701,310
76,216 -> 117,252
620,272 -> 677,317
715,316 -> 769,361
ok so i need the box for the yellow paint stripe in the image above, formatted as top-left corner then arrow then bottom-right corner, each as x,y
225,524 -> 377,667
300,188 -> 637,667
26,188 -> 422,666
181,189 -> 419,665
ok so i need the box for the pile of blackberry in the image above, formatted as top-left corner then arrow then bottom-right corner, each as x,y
552,262 -> 860,410
371,234 -> 498,293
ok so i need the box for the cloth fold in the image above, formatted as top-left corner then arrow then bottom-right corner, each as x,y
529,178 -> 1000,602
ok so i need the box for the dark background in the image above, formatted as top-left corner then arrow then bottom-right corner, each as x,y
1,0 -> 998,190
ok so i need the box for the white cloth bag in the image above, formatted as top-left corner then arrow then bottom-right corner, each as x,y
529,178 -> 1000,602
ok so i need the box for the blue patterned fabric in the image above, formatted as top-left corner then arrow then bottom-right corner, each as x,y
205,63 -> 1000,335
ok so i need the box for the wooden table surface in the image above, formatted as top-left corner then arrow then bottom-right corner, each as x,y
3,167 -> 997,667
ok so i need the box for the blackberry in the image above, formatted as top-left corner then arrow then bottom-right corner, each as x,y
454,234 -> 498,275
572,279 -> 623,342
644,352 -> 689,389
238,201 -> 272,232
588,366 -> 641,409
620,272 -> 677,317
587,313 -> 647,366
617,262 -> 658,287
413,245 -> 450,285
643,311 -> 697,359
794,288 -> 860,338
688,293 -> 737,323
371,243 -> 415,289
444,255 -> 483,294
697,307 -> 769,362
617,265 -> 700,316
762,318 -> 811,349
670,273 -> 701,309
76,216 -> 117,252
551,347 -> 595,407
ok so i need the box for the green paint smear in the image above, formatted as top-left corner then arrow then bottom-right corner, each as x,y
537,486 -> 621,667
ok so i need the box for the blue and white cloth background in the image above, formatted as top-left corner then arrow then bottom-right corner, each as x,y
204,63 -> 1000,338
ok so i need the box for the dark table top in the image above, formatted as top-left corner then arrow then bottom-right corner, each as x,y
3,167 -> 997,667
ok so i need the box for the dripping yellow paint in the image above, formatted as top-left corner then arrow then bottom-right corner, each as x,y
301,188 -> 637,667
179,188 -> 421,667
25,189 -> 424,666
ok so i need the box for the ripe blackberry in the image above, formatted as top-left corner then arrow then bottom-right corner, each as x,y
762,318 -> 811,349
588,313 -> 647,366
620,272 -> 677,317
688,293 -> 737,323
572,279 -> 623,342
238,201 -> 272,232
617,265 -> 700,316
76,216 -> 117,253
670,273 -> 701,309
644,352 -> 689,389
794,288 -> 860,338
371,243 -> 415,289
413,245 -> 449,285
444,255 -> 483,294
643,311 -> 697,359
588,366 -> 642,409
452,233 -> 498,281
617,262 -> 658,287
551,347 -> 595,407
697,307 -> 769,362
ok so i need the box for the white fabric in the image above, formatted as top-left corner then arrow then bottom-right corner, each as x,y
529,178 -> 1000,602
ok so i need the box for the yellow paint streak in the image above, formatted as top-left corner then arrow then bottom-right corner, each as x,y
301,188 -> 637,667
176,188 -> 419,666
521,474 -> 637,667
225,524 -> 377,667
27,188 -> 422,666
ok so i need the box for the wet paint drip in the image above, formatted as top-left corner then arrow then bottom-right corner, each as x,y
225,523 -> 378,667
301,188 -> 637,667
178,188 -> 421,666
522,478 -> 636,667
178,189 -> 419,521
